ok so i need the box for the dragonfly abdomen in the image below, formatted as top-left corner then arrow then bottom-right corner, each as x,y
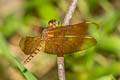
23,46 -> 42,65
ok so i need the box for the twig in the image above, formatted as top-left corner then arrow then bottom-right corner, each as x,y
57,57 -> 65,80
57,0 -> 78,80
62,0 -> 78,26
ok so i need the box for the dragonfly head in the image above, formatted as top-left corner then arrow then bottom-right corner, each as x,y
48,19 -> 59,28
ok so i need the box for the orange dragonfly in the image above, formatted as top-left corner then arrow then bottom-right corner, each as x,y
19,19 -> 99,64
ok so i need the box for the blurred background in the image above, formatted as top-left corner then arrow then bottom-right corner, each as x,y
0,0 -> 120,80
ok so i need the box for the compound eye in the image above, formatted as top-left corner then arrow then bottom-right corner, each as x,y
48,19 -> 58,28
48,21 -> 53,26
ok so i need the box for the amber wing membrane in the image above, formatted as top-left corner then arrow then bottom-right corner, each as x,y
19,37 -> 41,55
47,22 -> 99,37
44,36 -> 96,56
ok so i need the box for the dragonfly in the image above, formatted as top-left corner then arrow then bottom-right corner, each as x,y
19,19 -> 99,64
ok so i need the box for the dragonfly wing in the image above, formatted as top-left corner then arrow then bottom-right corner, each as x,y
47,22 -> 99,36
19,37 -> 41,55
44,36 -> 96,56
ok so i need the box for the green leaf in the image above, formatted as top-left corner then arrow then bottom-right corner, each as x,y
0,33 -> 37,80
97,75 -> 116,80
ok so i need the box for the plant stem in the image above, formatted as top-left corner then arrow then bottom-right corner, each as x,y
57,57 -> 65,80
57,0 -> 78,80
62,0 -> 78,26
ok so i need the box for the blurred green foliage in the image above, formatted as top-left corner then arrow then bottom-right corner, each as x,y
0,0 -> 120,80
